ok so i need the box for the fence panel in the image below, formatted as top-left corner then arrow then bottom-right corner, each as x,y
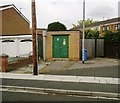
97,39 -> 104,57
80,39 -> 104,59
85,39 -> 95,59
105,42 -> 120,59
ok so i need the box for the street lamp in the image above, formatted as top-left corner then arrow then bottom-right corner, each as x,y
32,0 -> 38,75
82,0 -> 85,64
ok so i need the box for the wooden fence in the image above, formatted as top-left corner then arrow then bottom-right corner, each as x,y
104,42 -> 120,59
80,39 -> 104,59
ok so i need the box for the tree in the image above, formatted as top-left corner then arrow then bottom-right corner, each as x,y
72,18 -> 97,28
47,22 -> 67,31
85,29 -> 99,39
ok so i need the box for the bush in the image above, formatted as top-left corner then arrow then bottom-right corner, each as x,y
47,22 -> 67,31
104,30 -> 120,43
112,31 -> 120,42
85,29 -> 99,39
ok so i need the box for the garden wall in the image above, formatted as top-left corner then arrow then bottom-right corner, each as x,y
0,55 -> 33,72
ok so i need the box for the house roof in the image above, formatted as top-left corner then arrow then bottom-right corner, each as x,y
0,4 -> 30,23
71,17 -> 120,30
89,17 -> 120,27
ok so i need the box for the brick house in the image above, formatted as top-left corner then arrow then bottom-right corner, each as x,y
0,4 -> 32,72
0,4 -> 30,36
71,17 -> 120,37
99,17 -> 120,36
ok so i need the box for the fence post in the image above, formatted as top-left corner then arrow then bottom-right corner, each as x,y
115,42 -> 119,59
0,54 -> 9,72
94,38 -> 97,58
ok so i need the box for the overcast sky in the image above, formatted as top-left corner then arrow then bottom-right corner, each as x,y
0,0 -> 120,29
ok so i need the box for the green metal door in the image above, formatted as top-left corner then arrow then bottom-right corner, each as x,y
53,36 -> 61,58
53,36 -> 69,58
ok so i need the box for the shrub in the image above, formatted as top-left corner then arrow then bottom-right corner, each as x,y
47,22 -> 67,31
104,30 -> 120,43
85,29 -> 99,39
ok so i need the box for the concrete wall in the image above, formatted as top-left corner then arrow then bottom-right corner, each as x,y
0,35 -> 32,57
46,31 -> 81,61
1,8 -> 30,35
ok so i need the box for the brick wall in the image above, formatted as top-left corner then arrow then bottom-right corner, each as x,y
0,54 -> 9,72
2,8 -> 30,35
0,56 -> 33,72
9,56 -> 33,71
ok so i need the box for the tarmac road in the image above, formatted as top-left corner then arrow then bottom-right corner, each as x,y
2,91 -> 117,102
2,78 -> 119,93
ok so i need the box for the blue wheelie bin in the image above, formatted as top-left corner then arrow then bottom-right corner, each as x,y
84,49 -> 87,61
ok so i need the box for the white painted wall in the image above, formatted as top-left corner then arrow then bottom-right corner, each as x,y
19,39 -> 32,57
1,40 -> 16,57
0,35 -> 33,57
0,40 -> 2,56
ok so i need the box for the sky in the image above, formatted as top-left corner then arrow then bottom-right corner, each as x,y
0,0 -> 120,29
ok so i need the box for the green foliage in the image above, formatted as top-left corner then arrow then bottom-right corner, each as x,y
47,22 -> 67,31
104,30 -> 120,43
112,31 -> 120,42
72,18 -> 97,28
104,31 -> 113,42
84,29 -> 99,39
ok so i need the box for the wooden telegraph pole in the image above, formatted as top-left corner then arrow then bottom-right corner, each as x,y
32,0 -> 38,75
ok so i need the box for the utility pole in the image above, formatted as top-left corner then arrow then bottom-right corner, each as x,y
82,0 -> 85,64
32,0 -> 38,75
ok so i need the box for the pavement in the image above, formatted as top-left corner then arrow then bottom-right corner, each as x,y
1,58 -> 120,101
9,58 -> 119,75
1,73 -> 119,85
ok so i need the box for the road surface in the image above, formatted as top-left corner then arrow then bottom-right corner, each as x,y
2,91 -> 117,102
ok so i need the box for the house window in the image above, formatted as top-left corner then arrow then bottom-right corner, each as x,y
115,24 -> 118,30
118,24 -> 120,30
102,26 -> 105,31
106,26 -> 110,31
103,26 -> 107,31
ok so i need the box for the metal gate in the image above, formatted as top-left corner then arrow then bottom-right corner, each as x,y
52,35 -> 69,58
